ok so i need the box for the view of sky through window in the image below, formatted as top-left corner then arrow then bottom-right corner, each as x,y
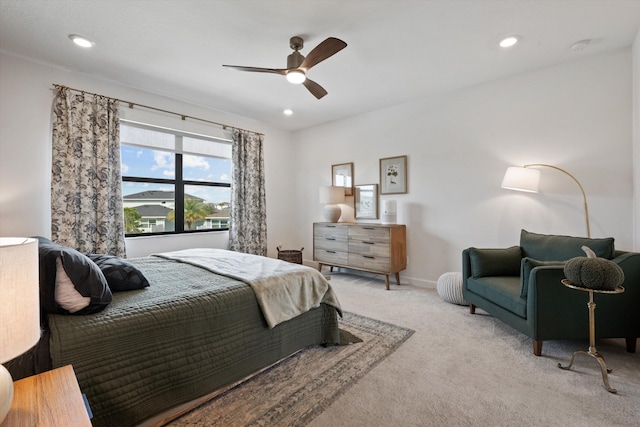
121,145 -> 231,205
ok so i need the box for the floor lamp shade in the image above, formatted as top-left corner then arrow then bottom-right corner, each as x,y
0,237 -> 41,422
319,186 -> 345,222
501,164 -> 591,238
501,167 -> 540,193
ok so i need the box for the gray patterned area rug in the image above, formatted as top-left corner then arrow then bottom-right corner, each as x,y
166,312 -> 414,427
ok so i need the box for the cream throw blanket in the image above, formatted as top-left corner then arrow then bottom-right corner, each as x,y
153,248 -> 342,328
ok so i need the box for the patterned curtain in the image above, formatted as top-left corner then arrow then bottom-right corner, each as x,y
229,130 -> 267,256
51,87 -> 126,257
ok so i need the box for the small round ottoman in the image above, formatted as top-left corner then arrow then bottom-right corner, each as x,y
437,272 -> 468,306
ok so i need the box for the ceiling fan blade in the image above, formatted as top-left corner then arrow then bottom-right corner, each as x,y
300,37 -> 347,70
222,65 -> 287,75
302,78 -> 328,99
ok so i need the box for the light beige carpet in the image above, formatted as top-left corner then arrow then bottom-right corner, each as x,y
166,311 -> 414,426
309,273 -> 640,427
165,273 -> 640,426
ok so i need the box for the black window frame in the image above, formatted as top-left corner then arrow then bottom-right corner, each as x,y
121,122 -> 231,237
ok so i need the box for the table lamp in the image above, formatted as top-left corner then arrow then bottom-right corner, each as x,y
501,164 -> 591,237
0,237 -> 40,422
319,186 -> 345,222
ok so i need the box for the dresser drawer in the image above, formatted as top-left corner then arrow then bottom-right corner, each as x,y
315,237 -> 348,252
314,223 -> 348,240
315,249 -> 349,265
349,225 -> 390,243
348,253 -> 390,272
349,241 -> 390,257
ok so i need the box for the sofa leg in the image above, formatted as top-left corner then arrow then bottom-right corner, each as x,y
469,304 -> 476,315
626,337 -> 637,353
533,340 -> 543,356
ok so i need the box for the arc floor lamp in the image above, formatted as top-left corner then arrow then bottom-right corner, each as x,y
501,163 -> 591,238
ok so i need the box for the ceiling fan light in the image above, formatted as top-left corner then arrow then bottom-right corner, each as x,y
286,70 -> 306,84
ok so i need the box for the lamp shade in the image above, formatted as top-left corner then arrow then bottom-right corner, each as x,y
0,237 -> 40,422
501,167 -> 540,193
319,186 -> 345,204
0,237 -> 40,363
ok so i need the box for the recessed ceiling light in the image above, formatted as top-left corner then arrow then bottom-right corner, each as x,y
69,34 -> 94,48
283,109 -> 294,116
499,36 -> 520,48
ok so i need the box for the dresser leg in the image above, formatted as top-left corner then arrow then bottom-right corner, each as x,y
395,272 -> 401,286
317,263 -> 323,272
385,275 -> 390,290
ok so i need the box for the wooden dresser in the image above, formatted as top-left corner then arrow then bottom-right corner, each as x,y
313,222 -> 407,290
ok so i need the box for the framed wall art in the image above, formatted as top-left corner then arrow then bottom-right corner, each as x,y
355,184 -> 378,219
332,162 -> 354,196
380,155 -> 407,194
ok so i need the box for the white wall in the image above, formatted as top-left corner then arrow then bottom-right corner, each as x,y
0,52 -> 295,258
633,30 -> 640,251
1,48 -> 635,275
292,49 -> 634,286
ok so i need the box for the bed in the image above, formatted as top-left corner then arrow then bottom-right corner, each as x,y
9,245 -> 342,427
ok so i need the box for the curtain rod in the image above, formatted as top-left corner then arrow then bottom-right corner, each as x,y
52,84 -> 264,137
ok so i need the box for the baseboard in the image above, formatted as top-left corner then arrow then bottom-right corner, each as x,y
302,259 -> 436,289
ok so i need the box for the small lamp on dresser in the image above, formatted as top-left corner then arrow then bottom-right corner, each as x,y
319,186 -> 345,222
0,237 -> 41,423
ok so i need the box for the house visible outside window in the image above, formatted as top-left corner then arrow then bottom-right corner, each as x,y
120,121 -> 231,236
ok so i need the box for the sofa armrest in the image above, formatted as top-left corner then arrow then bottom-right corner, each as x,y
612,251 -> 640,276
527,266 -> 587,339
520,258 -> 565,298
611,251 -> 640,332
462,249 -> 472,279
527,257 -> 640,340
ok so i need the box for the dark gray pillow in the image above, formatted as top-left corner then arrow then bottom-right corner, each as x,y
520,229 -> 615,261
469,246 -> 522,278
87,254 -> 150,292
520,257 -> 565,298
35,238 -> 111,315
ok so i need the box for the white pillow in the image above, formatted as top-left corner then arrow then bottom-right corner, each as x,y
55,257 -> 91,313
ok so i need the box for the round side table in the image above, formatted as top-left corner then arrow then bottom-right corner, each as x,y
557,279 -> 624,393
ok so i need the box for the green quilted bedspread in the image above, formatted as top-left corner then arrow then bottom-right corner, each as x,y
47,256 -> 340,427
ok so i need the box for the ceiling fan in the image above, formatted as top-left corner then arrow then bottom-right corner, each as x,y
223,36 -> 347,99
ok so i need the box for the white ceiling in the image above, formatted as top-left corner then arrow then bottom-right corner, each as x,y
1,0 -> 639,132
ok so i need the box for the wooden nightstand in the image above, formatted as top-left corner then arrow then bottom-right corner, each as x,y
0,365 -> 92,426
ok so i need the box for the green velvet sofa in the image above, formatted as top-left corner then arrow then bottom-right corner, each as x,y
462,230 -> 639,356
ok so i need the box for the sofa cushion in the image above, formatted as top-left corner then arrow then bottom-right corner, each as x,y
469,246 -> 521,278
466,276 -> 526,318
520,230 -> 615,261
520,258 -> 566,298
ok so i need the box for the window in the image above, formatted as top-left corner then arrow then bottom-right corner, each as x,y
120,121 -> 231,236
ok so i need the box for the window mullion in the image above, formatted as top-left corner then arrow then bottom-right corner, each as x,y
175,156 -> 184,232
